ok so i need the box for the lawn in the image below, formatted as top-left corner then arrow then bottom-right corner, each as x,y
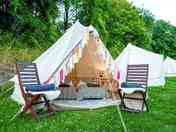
0,78 -> 176,132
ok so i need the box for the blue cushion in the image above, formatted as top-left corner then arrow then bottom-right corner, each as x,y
25,84 -> 56,92
121,82 -> 144,88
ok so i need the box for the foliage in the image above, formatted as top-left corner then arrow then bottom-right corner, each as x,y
0,0 -> 61,49
141,9 -> 176,59
151,20 -> 176,59
78,0 -> 151,58
0,48 -> 43,65
141,9 -> 155,33
58,0 -> 82,30
0,0 -> 176,59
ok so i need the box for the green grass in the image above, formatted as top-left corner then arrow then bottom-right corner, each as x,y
0,78 -> 176,132
0,48 -> 43,65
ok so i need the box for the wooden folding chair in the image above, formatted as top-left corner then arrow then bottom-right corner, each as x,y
16,61 -> 59,120
119,64 -> 149,112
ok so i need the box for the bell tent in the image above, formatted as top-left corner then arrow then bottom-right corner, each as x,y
163,57 -> 176,77
114,44 -> 165,87
10,21 -> 114,105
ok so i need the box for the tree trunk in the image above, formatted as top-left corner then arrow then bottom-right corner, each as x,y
64,0 -> 69,31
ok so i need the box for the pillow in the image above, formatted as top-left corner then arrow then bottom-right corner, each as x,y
25,84 -> 56,92
121,82 -> 145,88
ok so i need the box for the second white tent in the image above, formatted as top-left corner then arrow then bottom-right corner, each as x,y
114,44 -> 165,87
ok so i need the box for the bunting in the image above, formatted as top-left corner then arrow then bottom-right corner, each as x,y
44,32 -> 88,85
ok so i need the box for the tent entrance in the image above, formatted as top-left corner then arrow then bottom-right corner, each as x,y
59,35 -> 112,100
65,34 -> 111,83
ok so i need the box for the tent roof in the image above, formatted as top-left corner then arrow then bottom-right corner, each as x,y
115,44 -> 162,63
34,21 -> 88,83
164,57 -> 176,77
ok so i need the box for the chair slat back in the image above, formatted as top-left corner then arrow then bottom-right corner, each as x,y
126,64 -> 149,88
16,61 -> 41,98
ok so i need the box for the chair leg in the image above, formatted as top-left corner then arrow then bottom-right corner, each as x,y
29,107 -> 38,120
22,95 -> 41,120
141,92 -> 149,112
43,96 -> 55,112
141,100 -> 145,112
118,90 -> 126,108
22,104 -> 38,120
144,96 -> 149,112
141,92 -> 145,111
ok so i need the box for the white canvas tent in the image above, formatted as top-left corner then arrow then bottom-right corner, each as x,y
10,21 -> 114,106
114,44 -> 165,87
163,57 -> 176,77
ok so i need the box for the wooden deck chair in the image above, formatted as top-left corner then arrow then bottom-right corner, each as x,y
16,61 -> 60,120
119,64 -> 149,112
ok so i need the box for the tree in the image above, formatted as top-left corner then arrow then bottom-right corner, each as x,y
58,0 -> 81,31
0,0 -> 60,48
78,0 -> 151,57
141,9 -> 155,33
152,20 -> 176,59
0,0 -> 15,30
1,0 -> 175,60
78,0 -> 94,26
